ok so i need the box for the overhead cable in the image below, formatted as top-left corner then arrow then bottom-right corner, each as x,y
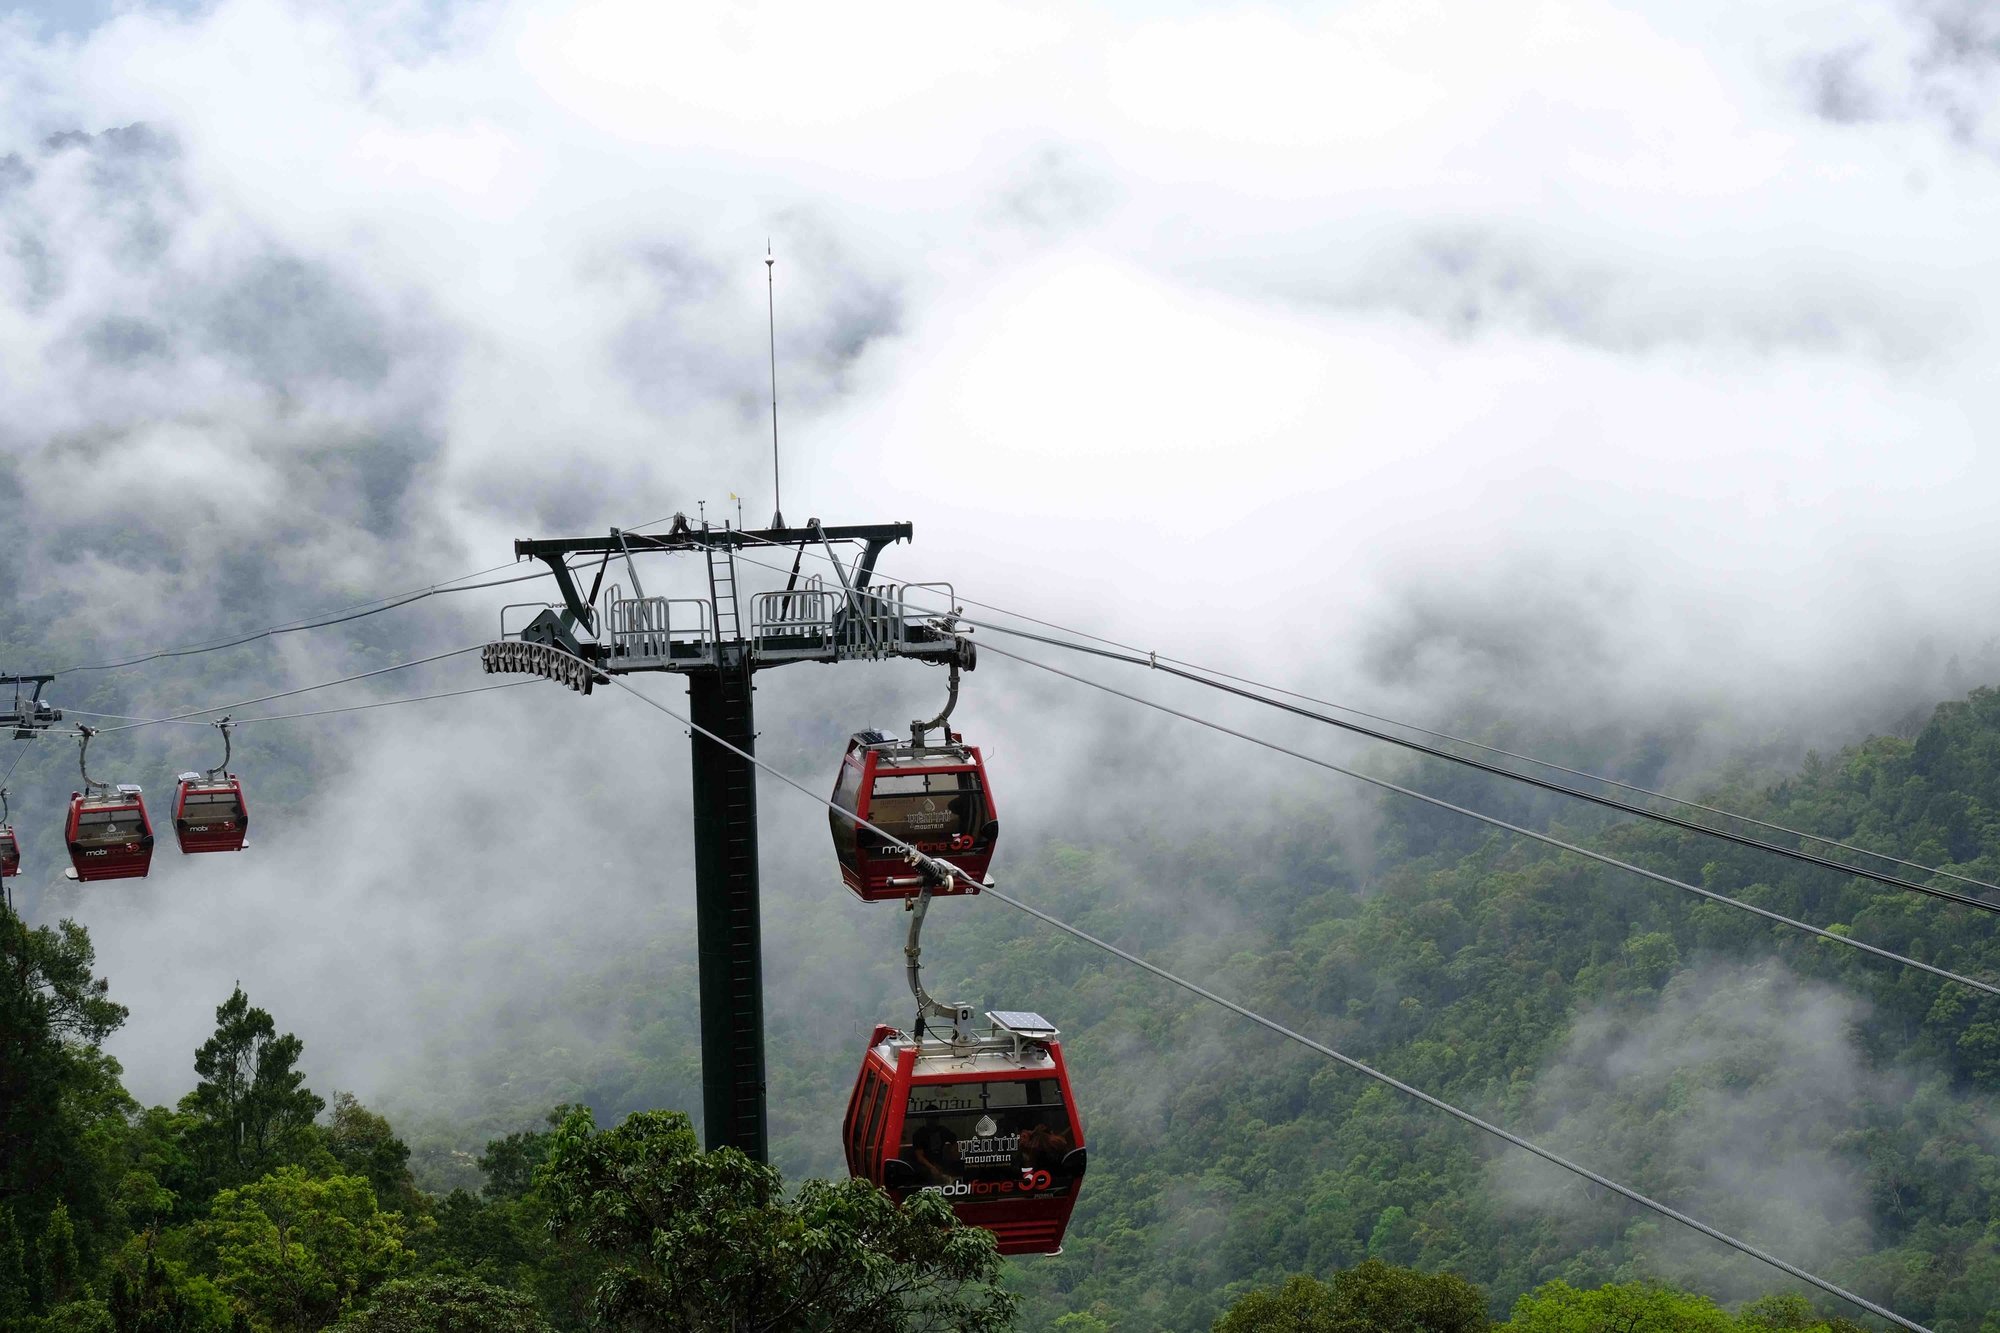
60,680 -> 532,728
593,667 -> 1932,1333
965,621 -> 2000,913
60,708 -> 211,726
972,638 -> 2000,1000
227,679 -> 533,724
91,645 -> 490,734
41,513 -> 784,684
52,567 -> 554,676
945,603 -> 2000,896
718,533 -> 1999,900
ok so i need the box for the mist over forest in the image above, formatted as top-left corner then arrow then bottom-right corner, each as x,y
5,2 -> 2000,1331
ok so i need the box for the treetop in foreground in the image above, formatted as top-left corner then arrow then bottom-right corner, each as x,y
539,1107 -> 1018,1333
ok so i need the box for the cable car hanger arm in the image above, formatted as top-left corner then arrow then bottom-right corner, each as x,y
76,725 -> 105,794
205,718 -> 233,779
910,650 -> 962,748
905,877 -> 977,1045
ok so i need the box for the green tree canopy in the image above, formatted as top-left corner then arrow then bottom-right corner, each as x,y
1499,1280 -> 1736,1332
1214,1262 -> 1489,1333
182,989 -> 325,1194
331,1274 -> 552,1332
539,1107 -> 1018,1333
0,902 -> 131,1320
201,1167 -> 409,1333
325,1095 -> 415,1210
475,1109 -> 570,1204
104,1236 -> 237,1333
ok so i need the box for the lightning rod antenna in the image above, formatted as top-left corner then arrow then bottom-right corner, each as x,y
766,242 -> 784,529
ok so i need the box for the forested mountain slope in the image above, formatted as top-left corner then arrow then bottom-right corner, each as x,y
981,686 -> 2000,1329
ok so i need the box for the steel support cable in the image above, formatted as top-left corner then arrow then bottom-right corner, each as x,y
88,645 -> 489,734
590,669 -> 1930,1333
51,568 -> 558,676
1001,622 -> 2000,896
60,709 -> 215,725
916,568 -> 1998,902
963,625 -> 2000,915
714,533 -> 1999,899
971,639 -> 2000,1000
58,681 -> 533,726
223,679 -> 531,724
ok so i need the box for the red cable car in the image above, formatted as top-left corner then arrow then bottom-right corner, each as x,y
64,727 -> 153,882
173,773 -> 248,854
843,1011 -> 1087,1255
65,785 -> 154,881
173,719 -> 248,854
0,786 -> 18,878
830,730 -> 998,901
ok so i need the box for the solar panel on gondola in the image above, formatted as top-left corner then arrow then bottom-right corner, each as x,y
829,730 -> 998,901
842,1012 -> 1086,1255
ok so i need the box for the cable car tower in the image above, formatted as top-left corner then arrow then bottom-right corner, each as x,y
4,674 -> 62,738
485,515 -> 973,1162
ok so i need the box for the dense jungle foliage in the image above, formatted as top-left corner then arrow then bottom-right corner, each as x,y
6,684 -> 2000,1330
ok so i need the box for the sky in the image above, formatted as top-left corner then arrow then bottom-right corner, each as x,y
2,0 -> 1999,1255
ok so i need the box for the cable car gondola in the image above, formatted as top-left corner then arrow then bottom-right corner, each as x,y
843,1011 -> 1087,1255
829,730 -> 998,901
64,727 -> 153,882
66,787 -> 153,881
0,788 -> 19,879
173,719 -> 248,854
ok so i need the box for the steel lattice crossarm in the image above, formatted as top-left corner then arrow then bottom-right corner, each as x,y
502,514 -> 971,676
